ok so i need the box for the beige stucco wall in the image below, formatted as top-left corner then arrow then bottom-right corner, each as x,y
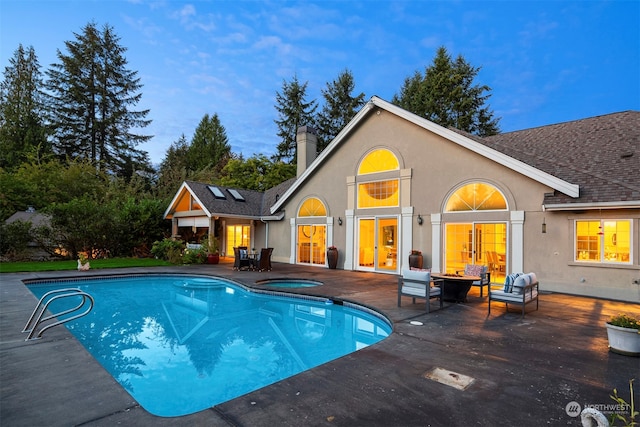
264,108 -> 640,302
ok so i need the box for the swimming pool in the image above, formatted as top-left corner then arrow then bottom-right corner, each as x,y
255,278 -> 322,288
26,274 -> 391,417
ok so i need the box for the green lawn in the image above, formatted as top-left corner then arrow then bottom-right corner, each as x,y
0,258 -> 173,273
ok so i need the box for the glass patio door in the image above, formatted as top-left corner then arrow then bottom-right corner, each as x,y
297,225 -> 326,265
226,225 -> 250,257
357,217 -> 398,272
445,222 -> 507,281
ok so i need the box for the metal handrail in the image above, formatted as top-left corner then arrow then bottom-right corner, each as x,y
23,288 -> 94,341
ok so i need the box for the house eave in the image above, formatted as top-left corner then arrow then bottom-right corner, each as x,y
542,200 -> 640,211
260,211 -> 285,221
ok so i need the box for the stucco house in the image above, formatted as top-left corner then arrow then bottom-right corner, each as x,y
164,97 -> 639,302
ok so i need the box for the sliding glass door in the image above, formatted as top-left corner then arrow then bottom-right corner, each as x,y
357,217 -> 398,272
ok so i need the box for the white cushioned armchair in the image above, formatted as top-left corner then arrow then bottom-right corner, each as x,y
397,269 -> 445,313
488,272 -> 539,319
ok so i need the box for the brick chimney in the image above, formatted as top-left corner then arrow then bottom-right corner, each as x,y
296,126 -> 317,177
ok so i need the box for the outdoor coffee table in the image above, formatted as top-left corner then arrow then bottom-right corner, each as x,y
431,273 -> 481,303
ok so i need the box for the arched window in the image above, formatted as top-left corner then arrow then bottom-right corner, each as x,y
358,148 -> 399,175
445,182 -> 507,212
357,149 -> 400,208
298,197 -> 327,217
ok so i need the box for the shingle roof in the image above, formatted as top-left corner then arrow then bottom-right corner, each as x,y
4,210 -> 50,227
480,111 -> 640,207
184,179 -> 295,218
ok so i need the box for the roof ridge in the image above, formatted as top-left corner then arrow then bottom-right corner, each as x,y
490,110 -> 640,137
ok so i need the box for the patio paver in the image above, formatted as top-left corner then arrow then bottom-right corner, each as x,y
1,262 -> 638,426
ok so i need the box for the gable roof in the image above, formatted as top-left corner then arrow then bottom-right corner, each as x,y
482,111 -> 640,210
5,210 -> 50,227
164,180 -> 294,220
271,96 -> 584,214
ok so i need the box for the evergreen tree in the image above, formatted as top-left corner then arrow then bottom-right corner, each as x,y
0,44 -> 51,169
157,134 -> 190,197
316,69 -> 366,151
187,113 -> 231,173
393,46 -> 500,136
45,22 -> 152,176
273,75 -> 317,163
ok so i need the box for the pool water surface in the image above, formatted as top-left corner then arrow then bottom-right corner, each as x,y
27,275 -> 391,417
255,278 -> 322,288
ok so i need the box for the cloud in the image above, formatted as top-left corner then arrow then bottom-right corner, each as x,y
170,3 -> 217,32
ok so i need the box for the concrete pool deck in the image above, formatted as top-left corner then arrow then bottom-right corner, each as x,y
1,262 -> 639,426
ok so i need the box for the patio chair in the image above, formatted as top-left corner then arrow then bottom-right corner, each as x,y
397,269 -> 445,313
258,247 -> 273,271
233,246 -> 251,271
457,264 -> 491,297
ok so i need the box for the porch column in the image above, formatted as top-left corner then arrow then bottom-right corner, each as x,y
400,206 -> 414,271
289,217 -> 296,264
511,211 -> 525,273
171,218 -> 179,238
344,209 -> 354,270
430,213 -> 442,273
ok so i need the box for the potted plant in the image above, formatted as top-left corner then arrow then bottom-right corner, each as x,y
605,313 -> 640,356
77,252 -> 90,271
409,250 -> 423,269
203,237 -> 220,264
327,246 -> 338,269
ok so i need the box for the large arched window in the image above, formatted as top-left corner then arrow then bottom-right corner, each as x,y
357,149 -> 399,208
445,182 -> 507,212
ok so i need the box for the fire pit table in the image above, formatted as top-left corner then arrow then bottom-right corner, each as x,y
431,273 -> 481,303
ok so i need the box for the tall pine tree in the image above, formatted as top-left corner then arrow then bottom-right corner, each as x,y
316,69 -> 365,151
273,75 -> 317,164
45,22 -> 152,176
0,44 -> 50,169
393,46 -> 500,137
187,113 -> 231,173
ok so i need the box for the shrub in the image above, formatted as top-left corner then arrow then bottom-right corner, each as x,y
0,220 -> 33,260
151,238 -> 185,264
182,245 -> 207,264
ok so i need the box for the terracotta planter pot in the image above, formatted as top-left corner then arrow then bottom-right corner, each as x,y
207,253 -> 220,264
409,253 -> 423,269
327,248 -> 338,269
605,322 -> 640,356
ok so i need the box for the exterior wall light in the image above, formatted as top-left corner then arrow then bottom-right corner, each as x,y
542,218 -> 546,234
338,217 -> 343,226
417,214 -> 423,225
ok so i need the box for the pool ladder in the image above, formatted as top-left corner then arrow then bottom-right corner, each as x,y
22,288 -> 94,341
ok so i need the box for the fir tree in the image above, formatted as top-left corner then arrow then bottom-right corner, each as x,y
316,69 -> 365,151
393,46 -> 500,136
273,75 -> 317,164
45,22 -> 152,176
187,113 -> 231,173
0,44 -> 50,169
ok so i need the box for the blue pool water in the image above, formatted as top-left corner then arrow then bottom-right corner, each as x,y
255,278 -> 322,288
27,275 -> 391,417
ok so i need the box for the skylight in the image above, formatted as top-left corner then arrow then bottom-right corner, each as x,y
208,186 -> 226,199
227,188 -> 245,201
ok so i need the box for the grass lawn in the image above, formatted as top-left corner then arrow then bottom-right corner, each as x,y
0,258 -> 173,273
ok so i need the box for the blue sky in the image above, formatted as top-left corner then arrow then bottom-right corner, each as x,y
2,1 -> 639,165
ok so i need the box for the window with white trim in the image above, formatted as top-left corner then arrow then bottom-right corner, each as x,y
575,220 -> 631,263
357,149 -> 400,209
